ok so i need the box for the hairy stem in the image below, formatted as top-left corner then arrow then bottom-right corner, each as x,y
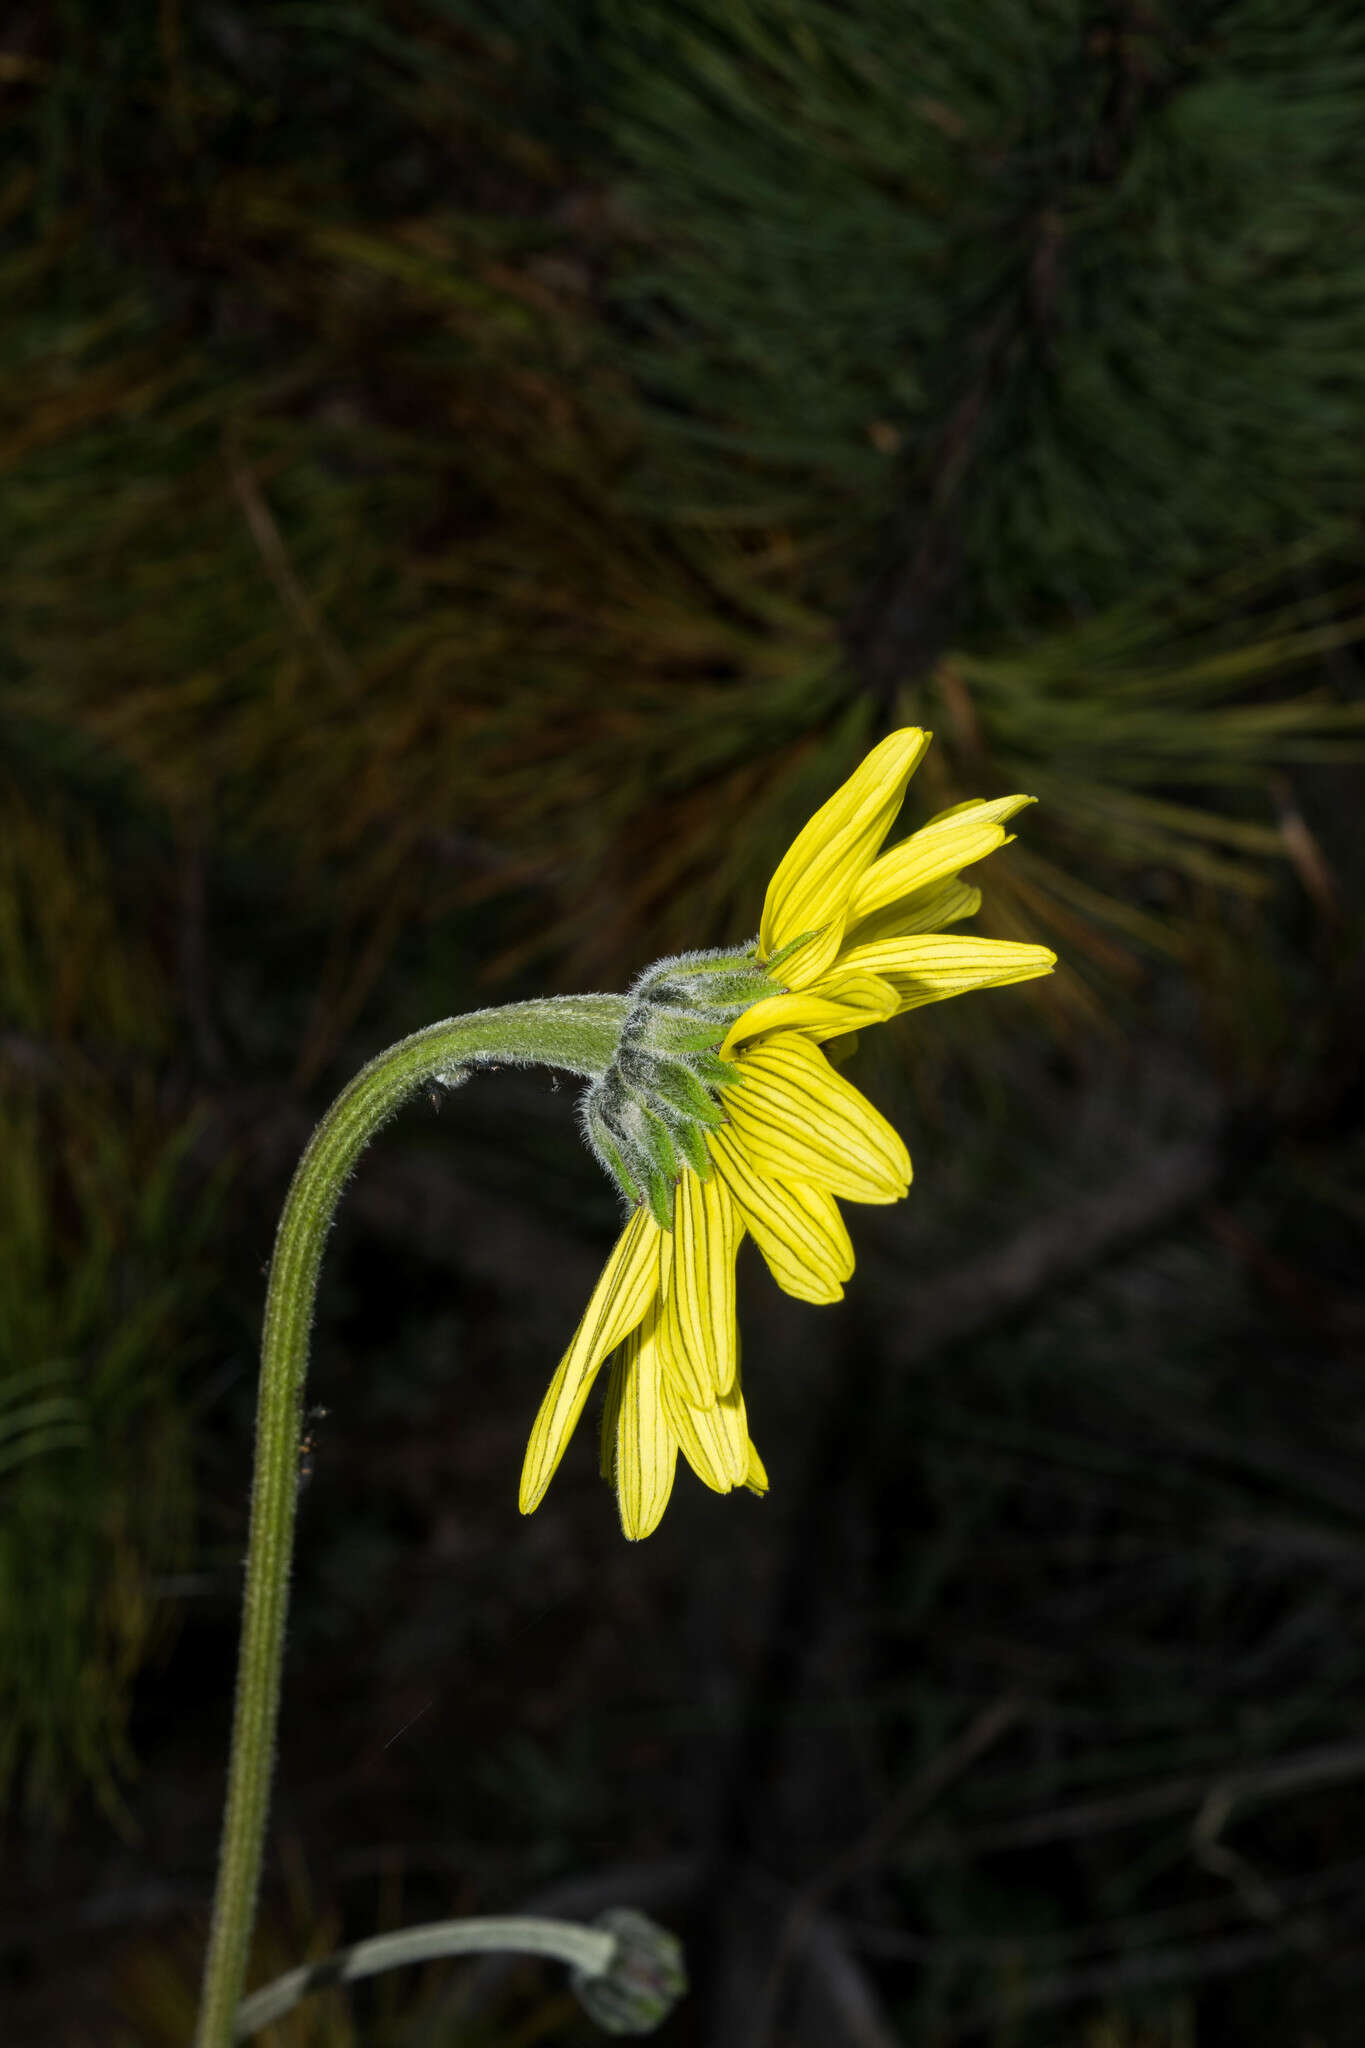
195,998 -> 628,2048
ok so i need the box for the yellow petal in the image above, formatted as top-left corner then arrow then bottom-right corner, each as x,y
837,934 -> 1057,1011
660,1374 -> 751,1492
849,794 -> 1034,926
759,728 -> 931,987
598,1351 -> 625,1481
519,1206 -> 663,1515
801,969 -> 901,1038
842,878 -> 981,950
723,1036 -> 911,1203
660,1167 -> 741,1401
614,1312 -> 678,1540
719,973 -> 897,1057
710,1127 -> 853,1303
744,1440 -> 769,1495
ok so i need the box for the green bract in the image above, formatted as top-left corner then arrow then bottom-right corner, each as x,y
581,948 -> 772,1227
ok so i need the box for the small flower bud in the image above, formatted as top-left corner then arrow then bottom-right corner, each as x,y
570,1908 -> 687,2035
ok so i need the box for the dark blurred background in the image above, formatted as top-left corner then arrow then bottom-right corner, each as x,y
3,4 -> 1365,2044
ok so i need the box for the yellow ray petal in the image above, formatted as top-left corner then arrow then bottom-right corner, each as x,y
660,1374 -> 751,1492
801,969 -> 902,1038
842,878 -> 981,950
759,728 -> 931,987
710,1127 -> 854,1302
719,973 -> 897,1057
598,1351 -> 625,1481
660,1167 -> 741,1401
656,1280 -> 708,1409
837,933 -> 1057,1011
724,1036 -> 911,1203
744,1440 -> 770,1495
849,794 -> 1034,926
519,1206 -> 663,1515
614,1312 -> 678,1540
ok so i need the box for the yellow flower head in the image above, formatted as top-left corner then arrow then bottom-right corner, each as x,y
519,729 -> 1056,1539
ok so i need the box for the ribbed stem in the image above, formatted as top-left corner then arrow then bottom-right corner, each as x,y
195,999 -> 629,2048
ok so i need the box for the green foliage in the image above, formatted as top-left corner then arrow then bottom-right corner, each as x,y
0,1086 -> 203,1817
3,0 -> 1356,1046
594,0 -> 1365,619
0,793 -> 208,1817
911,548 -> 1365,1005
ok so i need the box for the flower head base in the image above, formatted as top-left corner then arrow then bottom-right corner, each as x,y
521,728 -> 1057,1539
581,949 -> 771,1227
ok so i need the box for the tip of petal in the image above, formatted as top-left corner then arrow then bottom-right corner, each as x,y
759,729 -> 933,966
879,725 -> 933,771
619,1493 -> 671,1541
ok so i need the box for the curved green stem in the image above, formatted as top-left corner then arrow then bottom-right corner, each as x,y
195,998 -> 629,2048
234,1913 -> 614,2037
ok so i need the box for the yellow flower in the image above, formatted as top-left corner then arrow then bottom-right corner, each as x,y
519,728 -> 1056,1538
